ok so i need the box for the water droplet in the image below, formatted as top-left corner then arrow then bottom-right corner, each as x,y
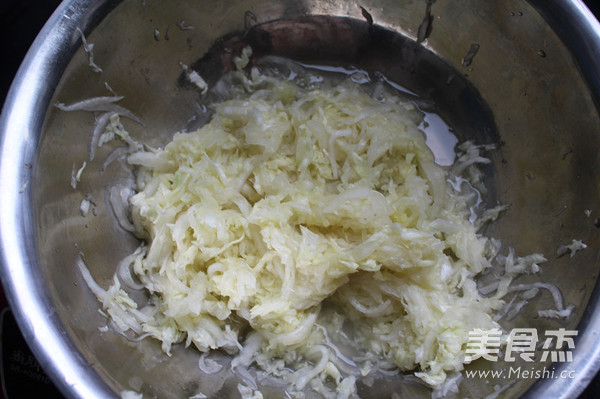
419,112 -> 458,166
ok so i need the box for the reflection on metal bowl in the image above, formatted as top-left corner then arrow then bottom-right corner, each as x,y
1,0 -> 600,398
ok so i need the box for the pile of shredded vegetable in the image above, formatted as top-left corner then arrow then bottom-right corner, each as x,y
75,48 -> 565,398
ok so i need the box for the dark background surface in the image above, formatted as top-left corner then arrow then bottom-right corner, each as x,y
1,1 -> 600,398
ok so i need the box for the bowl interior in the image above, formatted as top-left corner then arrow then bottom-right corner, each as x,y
31,0 -> 600,397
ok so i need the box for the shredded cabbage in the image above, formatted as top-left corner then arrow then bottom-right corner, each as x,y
76,27 -> 103,74
76,48 -> 570,397
120,390 -> 142,399
557,239 -> 587,258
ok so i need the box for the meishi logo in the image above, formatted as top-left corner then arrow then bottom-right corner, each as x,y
464,328 -> 578,363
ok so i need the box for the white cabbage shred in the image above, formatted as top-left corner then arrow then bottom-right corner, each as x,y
76,47 -> 572,397
120,390 -> 143,399
76,27 -> 103,73
180,61 -> 208,94
557,239 -> 587,258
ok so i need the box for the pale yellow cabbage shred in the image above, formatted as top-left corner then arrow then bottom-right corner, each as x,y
103,65 -> 505,390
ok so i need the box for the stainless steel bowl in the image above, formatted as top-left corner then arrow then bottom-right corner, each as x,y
2,0 -> 600,398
